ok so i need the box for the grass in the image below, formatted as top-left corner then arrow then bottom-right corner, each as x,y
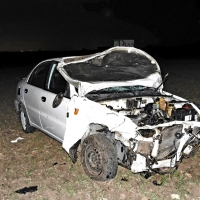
172,171 -> 190,199
150,193 -> 159,200
65,182 -> 77,198
1,59 -> 200,199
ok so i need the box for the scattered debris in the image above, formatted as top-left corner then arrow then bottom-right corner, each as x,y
121,177 -> 128,181
52,162 -> 66,166
171,194 -> 180,200
61,162 -> 66,165
11,137 -> 24,143
15,186 -> 38,194
152,180 -> 162,186
53,162 -> 58,166
140,171 -> 152,179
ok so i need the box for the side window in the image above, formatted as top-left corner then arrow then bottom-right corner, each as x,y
47,63 -> 69,95
28,62 -> 51,89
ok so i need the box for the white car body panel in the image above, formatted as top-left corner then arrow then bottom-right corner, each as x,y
62,95 -> 138,152
23,84 -> 42,127
77,73 -> 162,96
39,90 -> 69,140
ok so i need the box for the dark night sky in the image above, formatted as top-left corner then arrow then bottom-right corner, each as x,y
1,0 -> 200,51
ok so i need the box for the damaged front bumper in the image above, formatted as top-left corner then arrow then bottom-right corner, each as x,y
62,93 -> 200,175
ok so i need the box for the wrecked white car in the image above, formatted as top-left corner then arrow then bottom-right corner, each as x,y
15,47 -> 200,181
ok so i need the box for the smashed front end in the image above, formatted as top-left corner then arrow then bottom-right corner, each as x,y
88,93 -> 200,174
58,47 -> 200,175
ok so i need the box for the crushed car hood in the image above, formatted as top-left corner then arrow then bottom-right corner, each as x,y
57,47 -> 162,96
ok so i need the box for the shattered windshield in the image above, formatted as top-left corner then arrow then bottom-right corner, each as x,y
63,51 -> 157,82
88,86 -> 148,94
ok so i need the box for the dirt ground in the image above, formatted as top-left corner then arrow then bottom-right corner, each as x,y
0,58 -> 200,200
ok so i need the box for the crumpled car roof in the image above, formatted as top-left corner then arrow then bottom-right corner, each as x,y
60,47 -> 160,83
56,47 -> 162,95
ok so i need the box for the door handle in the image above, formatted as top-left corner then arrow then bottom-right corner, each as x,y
41,96 -> 46,102
24,89 -> 28,93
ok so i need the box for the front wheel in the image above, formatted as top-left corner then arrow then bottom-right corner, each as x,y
81,134 -> 118,181
19,105 -> 36,133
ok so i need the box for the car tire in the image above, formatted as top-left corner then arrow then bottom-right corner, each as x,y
19,104 -> 36,133
81,134 -> 118,181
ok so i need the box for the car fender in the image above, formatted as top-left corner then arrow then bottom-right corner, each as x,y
62,95 -> 138,153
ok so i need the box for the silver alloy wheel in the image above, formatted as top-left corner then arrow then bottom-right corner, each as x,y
20,111 -> 26,130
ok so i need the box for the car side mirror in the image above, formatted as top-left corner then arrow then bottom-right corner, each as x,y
52,92 -> 64,108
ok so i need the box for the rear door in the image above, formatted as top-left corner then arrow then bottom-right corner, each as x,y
24,61 -> 52,128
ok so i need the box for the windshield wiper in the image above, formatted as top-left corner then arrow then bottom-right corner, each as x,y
155,73 -> 168,92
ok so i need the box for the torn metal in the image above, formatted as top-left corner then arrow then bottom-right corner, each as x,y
57,46 -> 162,96
59,47 -> 200,175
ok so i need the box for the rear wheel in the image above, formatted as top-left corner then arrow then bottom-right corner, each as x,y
81,134 -> 118,181
19,105 -> 36,133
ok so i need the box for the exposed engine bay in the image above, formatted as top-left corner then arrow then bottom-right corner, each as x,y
95,95 -> 200,174
101,95 -> 198,126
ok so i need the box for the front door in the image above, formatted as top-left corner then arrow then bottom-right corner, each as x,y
40,62 -> 70,141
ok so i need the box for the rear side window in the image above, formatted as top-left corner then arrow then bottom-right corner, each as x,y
28,62 -> 51,89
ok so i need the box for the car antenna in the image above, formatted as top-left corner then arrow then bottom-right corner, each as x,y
155,73 -> 169,92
